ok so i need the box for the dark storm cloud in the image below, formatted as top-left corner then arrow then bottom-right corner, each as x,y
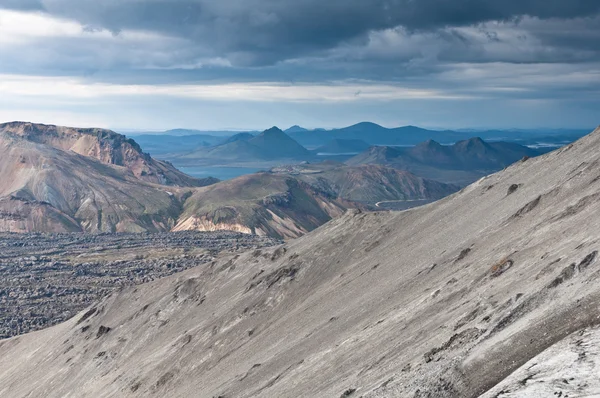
0,0 -> 43,10
1,0 -> 599,66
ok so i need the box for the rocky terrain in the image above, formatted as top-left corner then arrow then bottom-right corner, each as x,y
1,127 -> 599,397
0,231 -> 279,339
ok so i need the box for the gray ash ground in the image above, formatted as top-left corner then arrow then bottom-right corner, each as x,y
0,231 -> 280,338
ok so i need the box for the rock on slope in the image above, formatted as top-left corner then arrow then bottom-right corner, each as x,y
0,122 -> 213,187
2,127 -> 600,397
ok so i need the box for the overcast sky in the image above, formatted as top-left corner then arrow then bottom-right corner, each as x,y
0,0 -> 599,131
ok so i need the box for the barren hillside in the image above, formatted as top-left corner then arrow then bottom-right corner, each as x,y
1,128 -> 600,397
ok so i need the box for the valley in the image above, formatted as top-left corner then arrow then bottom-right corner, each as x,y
0,231 -> 279,339
2,1 -> 598,396
0,122 -> 463,238
1,126 -> 599,397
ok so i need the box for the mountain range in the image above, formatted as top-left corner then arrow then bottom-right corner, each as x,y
348,137 -> 539,185
129,123 -> 588,167
0,122 -> 457,238
2,126 -> 599,396
285,122 -> 591,148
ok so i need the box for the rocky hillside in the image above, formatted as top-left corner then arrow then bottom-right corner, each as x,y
0,122 -> 214,187
175,165 -> 458,239
174,173 -> 354,239
1,128 -> 599,396
0,132 -> 187,233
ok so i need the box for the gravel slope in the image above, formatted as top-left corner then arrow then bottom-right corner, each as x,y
0,128 -> 599,397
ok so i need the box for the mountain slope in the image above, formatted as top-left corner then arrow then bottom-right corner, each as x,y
2,129 -> 600,396
248,127 -> 310,159
0,132 -> 187,233
271,163 -> 459,204
174,173 -> 353,239
0,122 -> 211,187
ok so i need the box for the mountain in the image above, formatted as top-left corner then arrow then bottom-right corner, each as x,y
220,132 -> 255,145
313,139 -> 371,154
174,164 -> 458,239
2,127 -> 600,396
179,126 -> 310,162
0,130 -> 190,233
173,173 -> 353,239
248,127 -> 310,158
0,122 -> 206,187
287,122 -> 591,148
287,122 -> 458,147
348,137 -> 539,185
2,122 -> 456,237
271,162 -> 459,205
130,134 -> 225,155
284,125 -> 309,133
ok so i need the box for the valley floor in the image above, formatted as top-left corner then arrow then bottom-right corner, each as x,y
0,232 -> 279,338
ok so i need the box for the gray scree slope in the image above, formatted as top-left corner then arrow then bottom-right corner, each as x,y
1,128 -> 600,397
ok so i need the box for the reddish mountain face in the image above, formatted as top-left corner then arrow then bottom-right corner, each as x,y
0,122 -> 216,187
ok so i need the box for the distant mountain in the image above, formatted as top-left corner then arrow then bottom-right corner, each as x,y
179,126 -> 310,162
0,122 -> 207,187
285,125 -> 309,133
132,134 -> 225,155
287,122 -> 453,147
220,132 -> 254,145
287,122 -> 591,148
249,127 -> 310,158
162,129 -> 253,137
348,137 -> 540,185
2,122 -> 459,237
313,139 -> 370,154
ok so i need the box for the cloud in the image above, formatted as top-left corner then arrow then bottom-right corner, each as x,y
1,0 -> 598,67
0,74 -> 473,102
0,1 -> 598,129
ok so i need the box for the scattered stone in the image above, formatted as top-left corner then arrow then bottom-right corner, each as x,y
0,231 -> 279,339
96,326 -> 111,338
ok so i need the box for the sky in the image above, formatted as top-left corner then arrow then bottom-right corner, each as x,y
0,0 -> 599,131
